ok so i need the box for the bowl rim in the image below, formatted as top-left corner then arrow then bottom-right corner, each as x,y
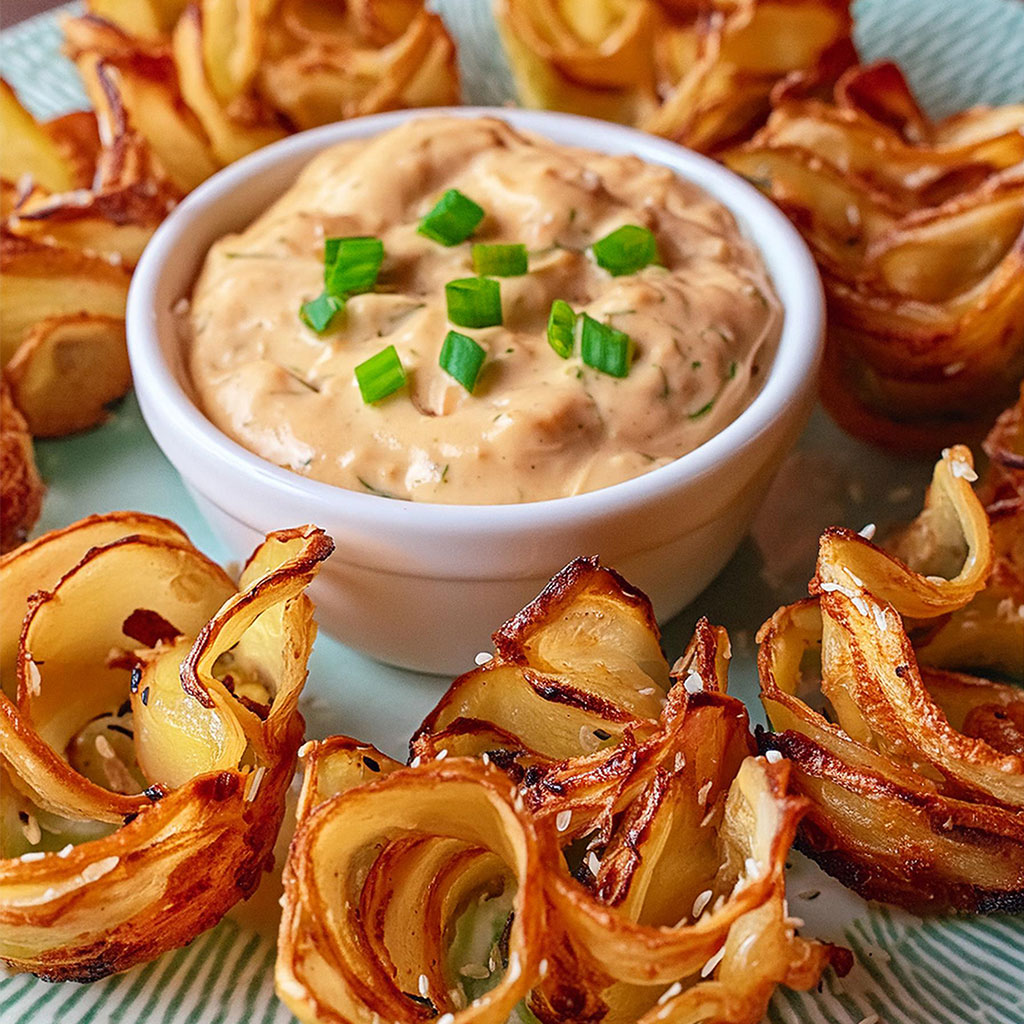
127,105 -> 824,534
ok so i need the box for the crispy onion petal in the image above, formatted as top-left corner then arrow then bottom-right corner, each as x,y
279,746 -> 546,1024
495,0 -> 856,153
758,437 -> 1024,912
0,375 -> 43,554
279,558 -> 843,1024
726,62 -> 1024,449
0,513 -> 332,980
904,385 -> 1024,676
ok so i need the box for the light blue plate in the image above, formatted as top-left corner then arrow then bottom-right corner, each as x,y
2,2 -> 1023,1022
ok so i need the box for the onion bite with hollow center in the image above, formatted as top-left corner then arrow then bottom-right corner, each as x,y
278,559 -> 847,1024
758,433 -> 1024,912
0,512 -> 333,980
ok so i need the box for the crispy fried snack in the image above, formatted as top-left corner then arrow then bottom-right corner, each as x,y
0,512 -> 333,980
278,559 -> 846,1024
726,62 -> 1024,450
1,79 -> 168,437
758,440 -> 1024,913
0,375 -> 43,553
495,0 -> 856,153
64,0 -> 460,186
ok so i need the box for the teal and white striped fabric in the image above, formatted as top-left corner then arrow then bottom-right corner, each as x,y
2,1 -> 1023,1021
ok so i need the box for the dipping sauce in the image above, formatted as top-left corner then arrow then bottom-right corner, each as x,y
187,117 -> 781,504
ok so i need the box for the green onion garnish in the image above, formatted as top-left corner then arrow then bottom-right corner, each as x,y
439,330 -> 486,393
354,345 -> 406,403
299,292 -> 343,333
547,299 -> 577,359
418,189 -> 485,246
445,277 -> 502,328
580,314 -> 633,378
472,243 -> 528,277
592,224 -> 658,276
324,236 -> 384,297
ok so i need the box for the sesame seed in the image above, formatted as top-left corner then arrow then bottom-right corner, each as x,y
857,522 -> 876,540
246,766 -> 266,803
701,944 -> 726,978
436,749 -> 448,761
556,810 -> 572,832
764,749 -> 783,764
20,851 -> 46,862
683,671 -> 703,694
697,780 -> 712,807
658,981 -> 683,1005
418,973 -> 429,997
81,855 -> 119,883
951,460 -> 978,481
409,755 -> 422,768
692,889 -> 713,917
481,753 -> 490,766
474,651 -> 493,665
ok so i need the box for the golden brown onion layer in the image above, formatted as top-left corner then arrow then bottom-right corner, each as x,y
495,0 -> 856,154
726,62 -> 1024,450
0,512 -> 332,980
278,559 -> 845,1024
758,439 -> 1024,912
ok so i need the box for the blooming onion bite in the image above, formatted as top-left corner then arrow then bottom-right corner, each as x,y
758,430 -> 1024,912
278,558 -> 847,1024
0,512 -> 332,980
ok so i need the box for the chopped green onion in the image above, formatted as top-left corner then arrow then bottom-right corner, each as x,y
354,345 -> 406,403
592,224 -> 658,276
580,314 -> 633,378
418,189 -> 485,246
547,299 -> 576,359
472,243 -> 528,277
689,400 -> 715,420
299,292 -> 343,333
324,236 -> 384,297
440,330 -> 487,393
445,277 -> 502,328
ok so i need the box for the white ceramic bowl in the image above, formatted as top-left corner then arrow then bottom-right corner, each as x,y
127,107 -> 823,674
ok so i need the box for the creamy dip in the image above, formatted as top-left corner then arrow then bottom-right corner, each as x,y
187,117 -> 781,504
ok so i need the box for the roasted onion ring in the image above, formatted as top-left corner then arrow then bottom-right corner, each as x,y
495,0 -> 856,154
279,559 -> 845,1024
0,512 -> 332,980
726,61 -> 1024,450
758,441 -> 1024,912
